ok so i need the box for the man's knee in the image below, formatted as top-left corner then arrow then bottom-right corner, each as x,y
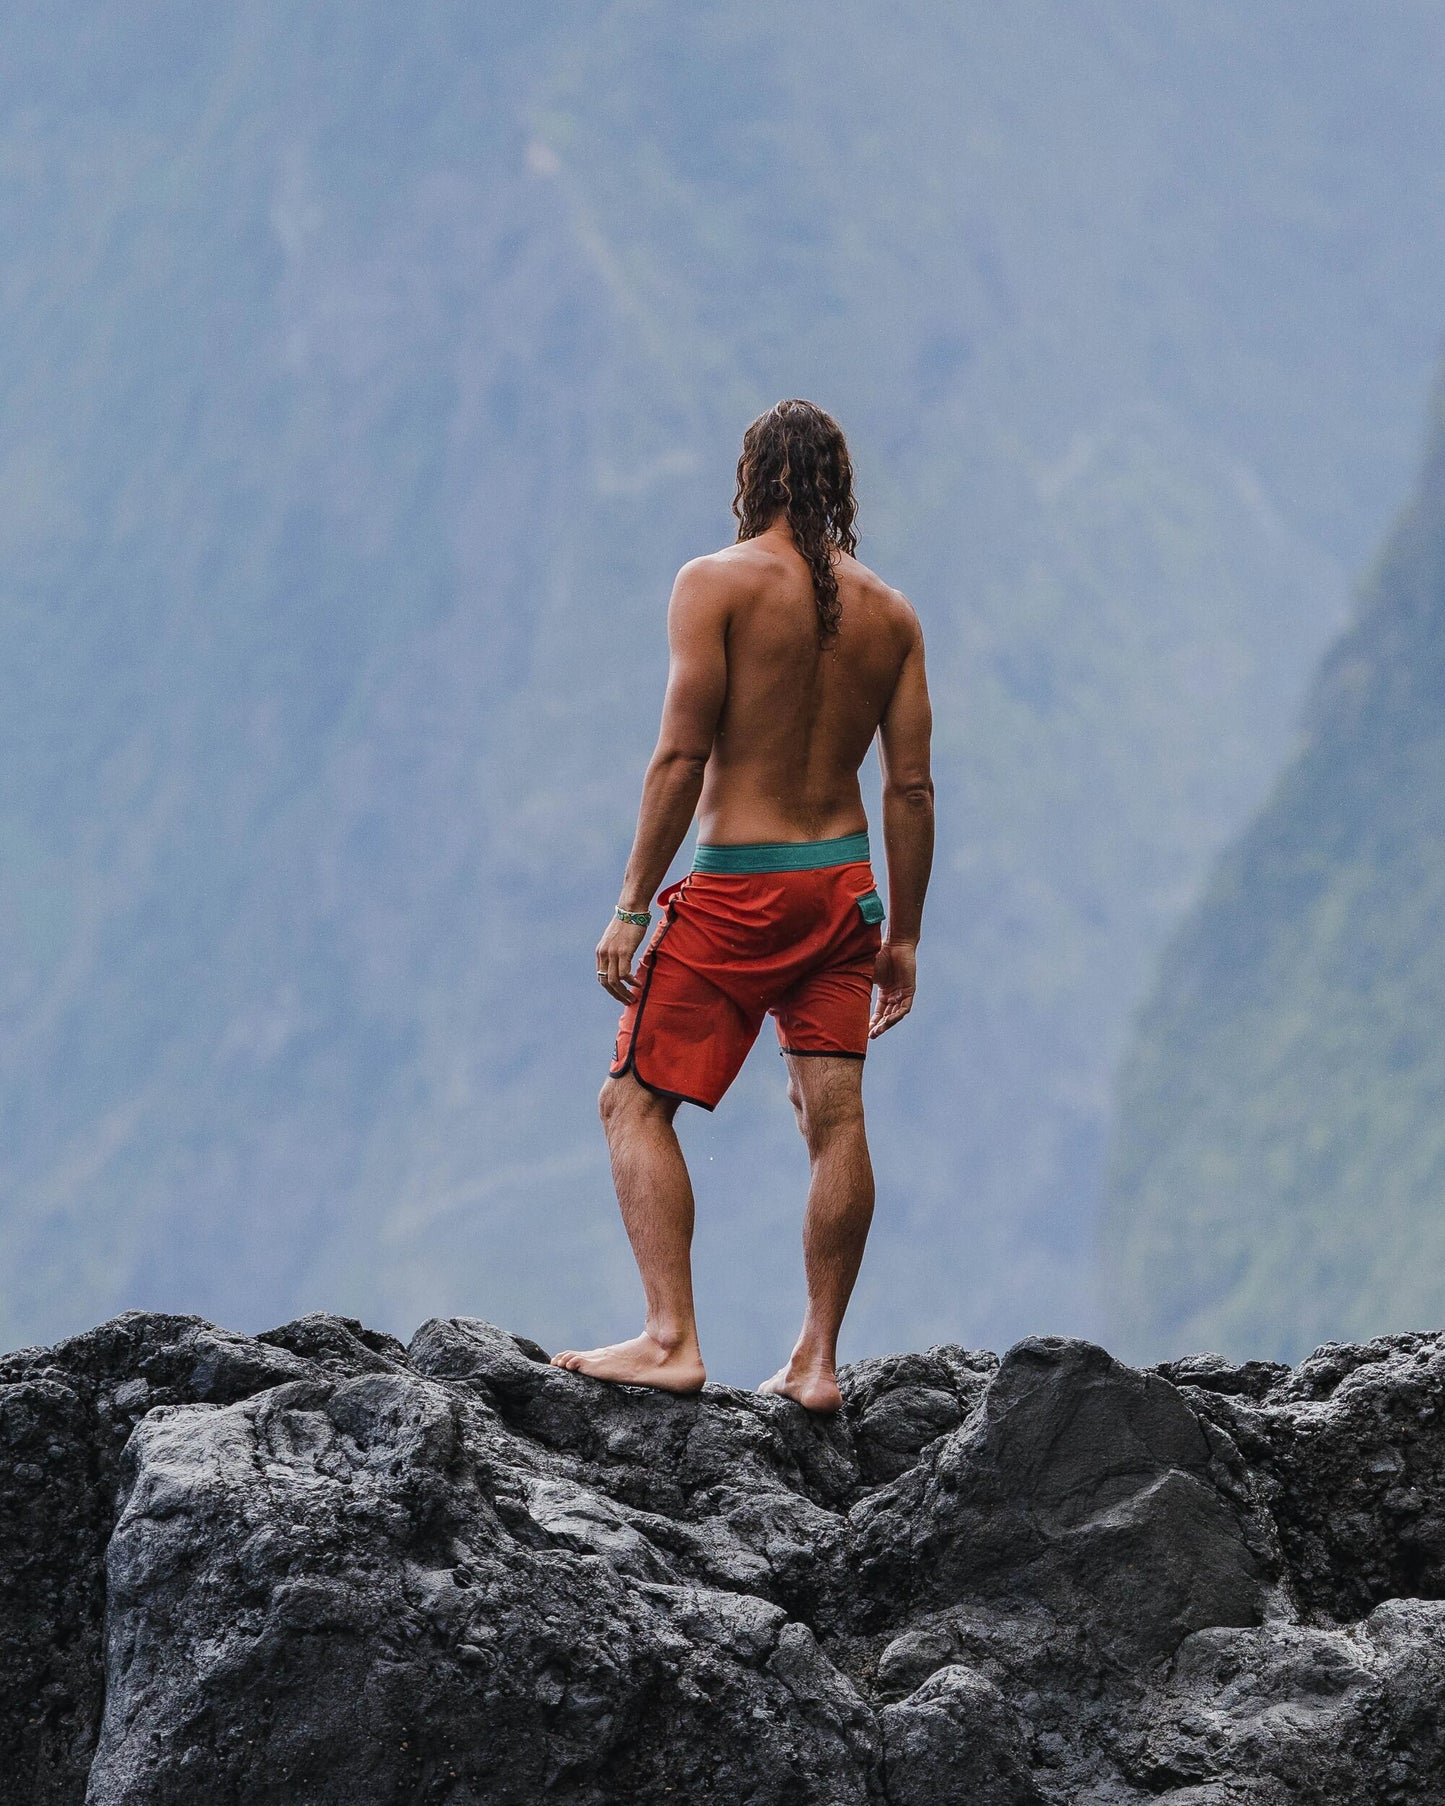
787,1060 -> 866,1152
600,1071 -> 673,1134
804,1094 -> 866,1151
598,1075 -> 634,1132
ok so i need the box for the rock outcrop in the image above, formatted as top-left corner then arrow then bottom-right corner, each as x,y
3,1312 -> 1443,1803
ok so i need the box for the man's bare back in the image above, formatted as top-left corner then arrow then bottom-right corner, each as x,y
690,524 -> 920,846
552,400 -> 933,1410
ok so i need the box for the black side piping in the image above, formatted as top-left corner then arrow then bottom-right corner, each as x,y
608,879 -> 719,1111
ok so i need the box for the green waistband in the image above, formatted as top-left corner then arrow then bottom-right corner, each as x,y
692,831 -> 871,874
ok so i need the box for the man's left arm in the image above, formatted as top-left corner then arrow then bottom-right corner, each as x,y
596,559 -> 729,1002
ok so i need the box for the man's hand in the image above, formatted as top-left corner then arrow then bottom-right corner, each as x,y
596,915 -> 648,1005
869,939 -> 917,1038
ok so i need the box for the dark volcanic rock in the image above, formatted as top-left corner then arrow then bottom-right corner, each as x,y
3,1316 -> 1444,1802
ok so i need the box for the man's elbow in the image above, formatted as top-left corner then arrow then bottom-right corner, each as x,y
651,744 -> 711,781
885,776 -> 934,811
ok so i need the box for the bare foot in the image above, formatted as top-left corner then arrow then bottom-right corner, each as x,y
758,1363 -> 843,1414
550,1332 -> 706,1395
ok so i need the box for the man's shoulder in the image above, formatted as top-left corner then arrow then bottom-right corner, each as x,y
840,552 -> 921,637
673,543 -> 769,598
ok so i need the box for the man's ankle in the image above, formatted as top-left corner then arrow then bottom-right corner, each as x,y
788,1338 -> 837,1376
645,1321 -> 698,1357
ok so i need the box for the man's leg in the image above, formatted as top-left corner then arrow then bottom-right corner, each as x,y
759,1054 -> 874,1412
551,1070 -> 706,1392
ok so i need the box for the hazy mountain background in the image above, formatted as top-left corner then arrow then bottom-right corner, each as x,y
5,1 -> 1445,1377
1104,381 -> 1445,1364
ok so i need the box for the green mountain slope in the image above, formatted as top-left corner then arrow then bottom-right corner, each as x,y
5,2 -> 1445,1373
1104,377 -> 1445,1362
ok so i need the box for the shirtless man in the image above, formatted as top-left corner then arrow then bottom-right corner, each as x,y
552,399 -> 934,1412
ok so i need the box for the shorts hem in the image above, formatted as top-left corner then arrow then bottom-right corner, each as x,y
777,1045 -> 867,1061
607,1056 -> 718,1113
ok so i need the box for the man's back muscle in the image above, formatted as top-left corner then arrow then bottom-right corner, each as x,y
686,527 -> 917,846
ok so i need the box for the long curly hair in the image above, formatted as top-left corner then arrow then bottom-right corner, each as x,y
732,399 -> 858,642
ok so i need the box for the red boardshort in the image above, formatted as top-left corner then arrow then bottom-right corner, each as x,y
610,831 -> 886,1111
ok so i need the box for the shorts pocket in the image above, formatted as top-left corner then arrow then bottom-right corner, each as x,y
855,888 -> 886,926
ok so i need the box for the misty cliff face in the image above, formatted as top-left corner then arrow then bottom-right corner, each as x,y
4,1312 -> 1444,1804
15,2 -> 1445,1369
1104,381 -> 1445,1365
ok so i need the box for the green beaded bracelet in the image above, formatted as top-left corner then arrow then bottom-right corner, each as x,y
615,905 -> 651,928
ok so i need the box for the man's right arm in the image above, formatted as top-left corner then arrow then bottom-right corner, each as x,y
594,557 -> 730,1003
872,608 -> 934,1037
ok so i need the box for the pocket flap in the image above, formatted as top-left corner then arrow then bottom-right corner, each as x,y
856,888 -> 886,926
